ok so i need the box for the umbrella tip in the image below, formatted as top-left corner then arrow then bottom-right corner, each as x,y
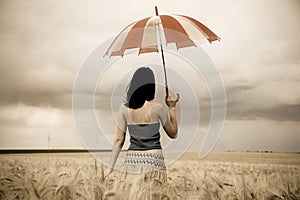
155,6 -> 159,16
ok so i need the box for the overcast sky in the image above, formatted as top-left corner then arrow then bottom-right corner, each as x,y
0,0 -> 299,152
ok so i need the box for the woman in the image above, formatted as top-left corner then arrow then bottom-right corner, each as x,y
108,67 -> 179,181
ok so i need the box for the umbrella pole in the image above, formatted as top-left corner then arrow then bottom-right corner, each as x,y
155,6 -> 169,97
160,43 -> 169,97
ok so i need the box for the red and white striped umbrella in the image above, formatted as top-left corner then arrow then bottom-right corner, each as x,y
105,6 -> 220,96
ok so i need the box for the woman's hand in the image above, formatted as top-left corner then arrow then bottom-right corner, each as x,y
163,93 -> 180,138
165,93 -> 180,108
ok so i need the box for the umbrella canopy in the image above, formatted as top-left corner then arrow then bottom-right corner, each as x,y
105,6 -> 220,96
105,7 -> 219,57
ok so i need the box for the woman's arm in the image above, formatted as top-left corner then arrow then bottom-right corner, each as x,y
110,128 -> 126,169
160,94 -> 180,139
109,105 -> 127,170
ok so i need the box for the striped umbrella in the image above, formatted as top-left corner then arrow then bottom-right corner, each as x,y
105,6 -> 220,96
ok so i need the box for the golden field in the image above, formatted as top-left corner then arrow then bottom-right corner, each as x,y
0,151 -> 299,200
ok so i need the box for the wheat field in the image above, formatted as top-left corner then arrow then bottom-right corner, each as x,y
0,152 -> 299,200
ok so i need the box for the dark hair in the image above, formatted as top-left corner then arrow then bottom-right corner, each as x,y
125,67 -> 155,109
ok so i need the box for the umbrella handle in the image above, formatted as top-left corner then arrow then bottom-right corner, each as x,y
165,85 -> 169,97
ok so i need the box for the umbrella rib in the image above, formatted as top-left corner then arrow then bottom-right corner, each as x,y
179,15 -> 220,42
118,17 -> 151,55
160,15 -> 195,49
105,21 -> 137,57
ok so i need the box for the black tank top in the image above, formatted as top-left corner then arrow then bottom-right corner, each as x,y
127,122 -> 162,150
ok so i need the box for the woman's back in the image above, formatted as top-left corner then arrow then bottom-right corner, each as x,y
118,101 -> 167,150
120,100 -> 167,125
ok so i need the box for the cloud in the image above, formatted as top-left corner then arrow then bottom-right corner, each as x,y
0,103 -> 82,149
213,120 -> 300,152
0,103 -> 68,128
215,33 -> 300,122
224,77 -> 300,121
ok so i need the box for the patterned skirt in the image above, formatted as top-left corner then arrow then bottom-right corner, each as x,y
122,149 -> 167,183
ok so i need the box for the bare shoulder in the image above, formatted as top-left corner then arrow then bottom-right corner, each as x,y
119,103 -> 128,112
148,100 -> 163,106
148,100 -> 165,111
